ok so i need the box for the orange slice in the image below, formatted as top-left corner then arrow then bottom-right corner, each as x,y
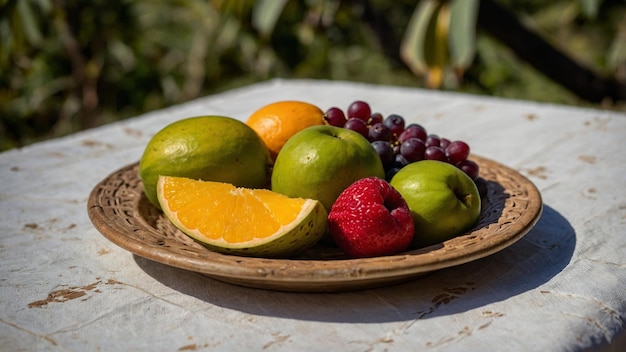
157,175 -> 327,257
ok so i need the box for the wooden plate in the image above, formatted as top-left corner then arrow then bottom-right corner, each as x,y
87,155 -> 542,292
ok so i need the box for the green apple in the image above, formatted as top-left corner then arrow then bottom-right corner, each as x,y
271,125 -> 385,212
390,160 -> 481,248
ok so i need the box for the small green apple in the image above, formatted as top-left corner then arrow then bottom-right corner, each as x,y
390,160 -> 481,248
271,125 -> 385,212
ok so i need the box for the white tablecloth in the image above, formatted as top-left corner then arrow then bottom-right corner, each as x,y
1,79 -> 625,351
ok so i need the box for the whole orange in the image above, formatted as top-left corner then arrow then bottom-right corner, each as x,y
246,101 -> 326,160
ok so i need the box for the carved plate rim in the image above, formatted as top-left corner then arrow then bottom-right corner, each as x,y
87,155 -> 542,292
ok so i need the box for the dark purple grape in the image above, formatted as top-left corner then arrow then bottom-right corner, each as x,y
446,140 -> 470,163
425,134 -> 441,148
344,118 -> 369,138
383,114 -> 405,136
369,112 -> 383,125
324,107 -> 347,127
385,167 -> 402,182
400,138 -> 426,162
457,159 -> 480,180
368,123 -> 392,142
440,138 -> 451,150
393,153 -> 409,168
398,124 -> 427,142
347,101 -> 371,121
424,146 -> 447,161
371,141 -> 395,168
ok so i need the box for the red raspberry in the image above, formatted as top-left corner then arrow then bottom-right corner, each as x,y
328,177 -> 414,258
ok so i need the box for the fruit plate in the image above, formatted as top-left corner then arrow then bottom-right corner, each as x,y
87,155 -> 542,293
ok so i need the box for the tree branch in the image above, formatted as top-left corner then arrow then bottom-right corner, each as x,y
477,0 -> 626,103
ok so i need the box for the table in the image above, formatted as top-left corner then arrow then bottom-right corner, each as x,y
1,79 -> 625,351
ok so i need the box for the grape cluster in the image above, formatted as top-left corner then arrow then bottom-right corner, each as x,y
324,100 -> 480,182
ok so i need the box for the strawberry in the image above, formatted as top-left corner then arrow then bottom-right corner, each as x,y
328,177 -> 414,258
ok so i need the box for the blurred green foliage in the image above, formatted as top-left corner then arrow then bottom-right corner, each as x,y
1,0 -> 625,151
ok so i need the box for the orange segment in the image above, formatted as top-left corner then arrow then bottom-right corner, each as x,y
157,176 -> 327,257
246,101 -> 325,160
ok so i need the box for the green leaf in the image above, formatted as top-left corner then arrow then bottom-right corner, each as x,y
423,2 -> 448,68
34,0 -> 53,14
400,0 -> 439,75
607,20 -> 626,71
449,0 -> 478,71
212,0 -> 256,17
17,0 -> 42,45
578,0 -> 602,19
109,39 -> 136,71
252,0 -> 289,39
215,16 -> 241,51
